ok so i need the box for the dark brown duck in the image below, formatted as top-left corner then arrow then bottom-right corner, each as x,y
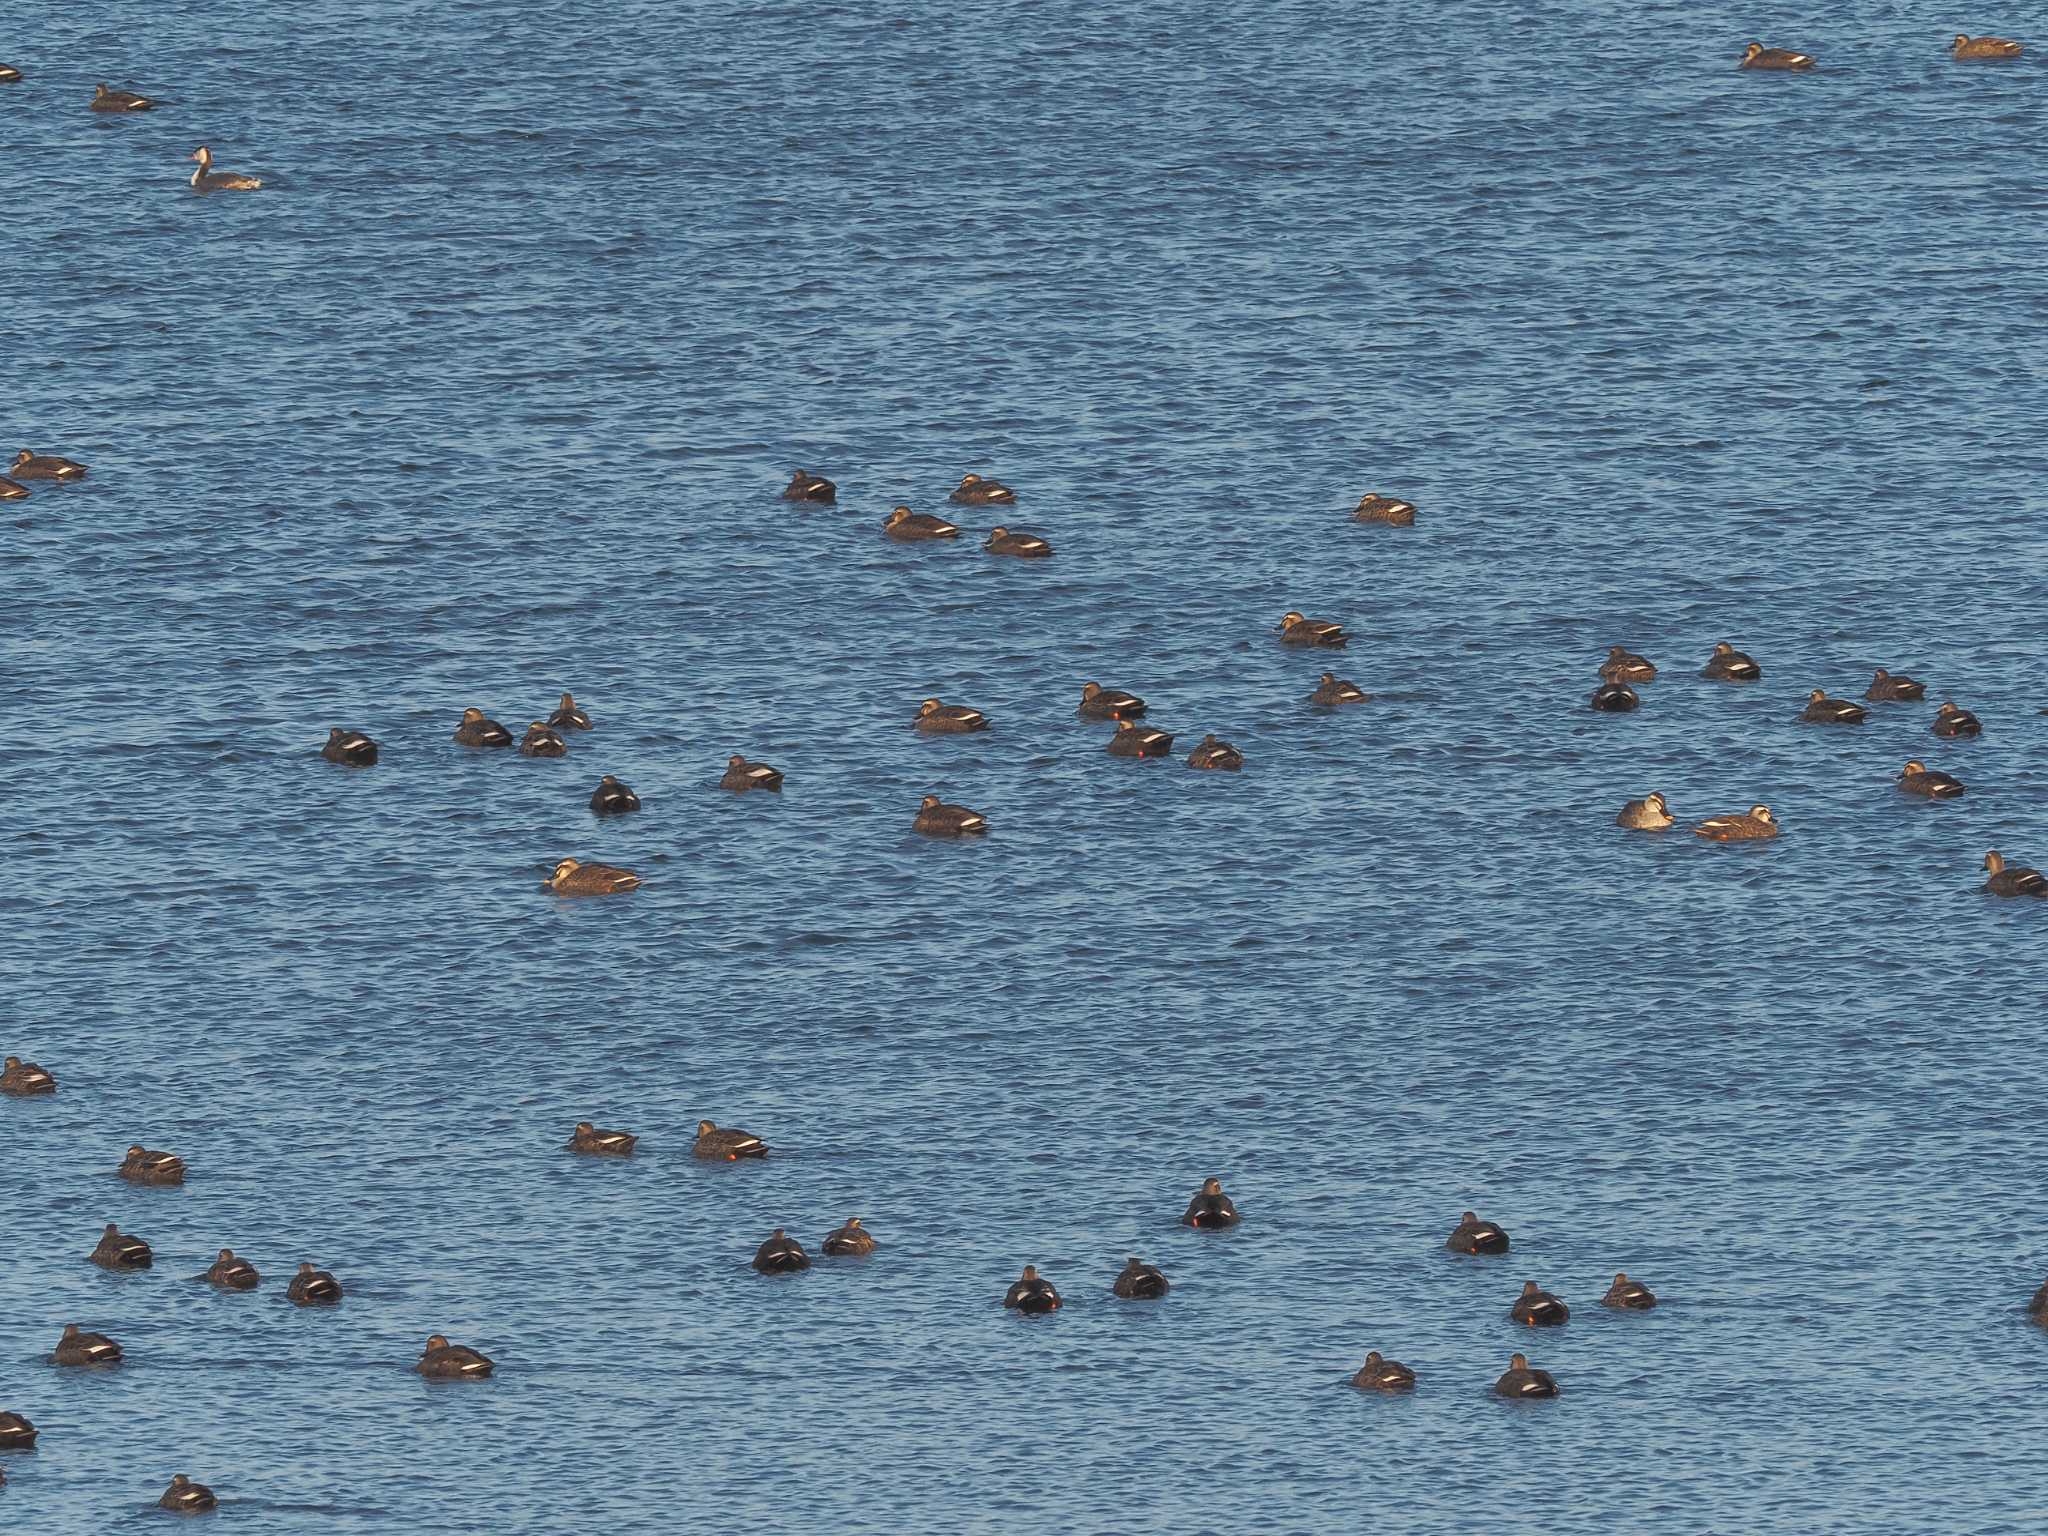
1801,689 -> 1866,725
915,698 -> 989,733
12,449 -> 87,480
321,727 -> 377,766
780,469 -> 835,503
1589,681 -> 1640,713
1510,1279 -> 1569,1327
1897,761 -> 1963,799
984,526 -> 1052,558
882,506 -> 960,541
520,722 -> 568,757
913,795 -> 988,836
1701,642 -> 1761,681
1601,1272 -> 1657,1310
1106,718 -> 1174,758
949,473 -> 1017,505
0,477 -> 27,500
1350,1351 -> 1416,1391
693,1118 -> 768,1160
415,1335 -> 492,1378
54,1324 -> 121,1366
548,692 -> 593,730
720,754 -> 782,791
1351,492 -> 1416,525
1181,1177 -> 1240,1228
1446,1210 -> 1509,1254
1277,611 -> 1348,648
90,83 -> 156,111
287,1262 -> 343,1305
1982,851 -> 2047,898
159,1474 -> 217,1513
1493,1353 -> 1558,1398
1600,646 -> 1656,683
752,1228 -> 811,1274
1112,1257 -> 1168,1299
1078,682 -> 1145,719
119,1144 -> 185,1185
1187,734 -> 1243,771
90,1223 -> 152,1270
1003,1265 -> 1062,1314
1866,668 -> 1926,702
1311,672 -> 1370,706
0,1411 -> 36,1449
203,1249 -> 259,1290
1739,42 -> 1814,69
589,775 -> 640,815
1932,701 -> 1982,737
567,1121 -> 636,1156
1,1054 -> 55,1095
823,1218 -> 877,1256
452,707 -> 513,747
542,858 -> 641,895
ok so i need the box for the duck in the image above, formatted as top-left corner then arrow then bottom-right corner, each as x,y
189,145 -> 263,192
1112,1257 -> 1169,1299
159,1475 -> 218,1513
1181,1177 -> 1240,1229
90,83 -> 156,111
548,692 -> 594,730
2031,1277 -> 2048,1320
984,526 -> 1052,558
1865,668 -> 1926,702
11,449 -> 87,481
1510,1280 -> 1570,1327
542,858 -> 641,895
0,1054 -> 56,1095
0,64 -> 21,84
320,727 -> 378,766
1740,41 -> 1815,69
0,1412 -> 35,1449
882,505 -> 960,541
1982,851 -> 2048,898
915,698 -> 989,733
452,707 -> 513,747
567,1121 -> 636,1156
0,477 -> 27,500
90,1223 -> 153,1269
1350,1351 -> 1417,1392
520,722 -> 568,757
1446,1210 -> 1509,1254
1694,805 -> 1779,842
1932,701 -> 1982,737
53,1324 -> 122,1366
203,1249 -> 260,1291
1599,646 -> 1656,684
1106,718 -> 1174,758
823,1218 -> 877,1256
780,469 -> 836,503
119,1144 -> 186,1185
1351,492 -> 1416,525
1311,672 -> 1370,706
720,754 -> 783,791
1801,689 -> 1867,725
693,1118 -> 768,1160
1616,792 -> 1674,830
913,795 -> 988,836
1492,1353 -> 1558,1399
1589,681 -> 1640,713
589,775 -> 641,815
1953,34 -> 2023,59
1187,734 -> 1244,771
949,473 -> 1018,505
1897,761 -> 1964,799
752,1228 -> 812,1274
415,1335 -> 493,1378
1277,611 -> 1348,648
1078,682 -> 1146,720
1002,1265 -> 1062,1314
1601,1272 -> 1658,1310
286,1262 -> 343,1305
1701,642 -> 1761,681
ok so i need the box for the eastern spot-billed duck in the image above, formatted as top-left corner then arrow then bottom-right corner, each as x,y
1107,718 -> 1174,758
781,469 -> 835,503
915,698 -> 989,733
1600,646 -> 1656,683
913,795 -> 987,836
90,83 -> 156,111
548,692 -> 593,730
90,1223 -> 152,1269
1701,642 -> 1761,681
1866,669 -> 1926,702
567,1121 -> 636,1156
0,64 -> 22,84
1277,611 -> 1348,648
416,1335 -> 493,1378
823,1218 -> 877,1256
1601,1272 -> 1658,1309
1182,1177 -> 1240,1229
1510,1280 -> 1569,1327
1078,682 -> 1145,719
520,722 -> 568,757
320,727 -> 377,766
189,146 -> 262,192
949,473 -> 1017,505
882,505 -> 959,541
1112,1257 -> 1169,1299
543,858 -> 641,895
1740,42 -> 1815,69
54,1324 -> 121,1366
1982,851 -> 2048,898
590,775 -> 641,815
1954,34 -> 2023,59
1311,672 -> 1370,706
203,1249 -> 259,1290
0,477 -> 28,500
452,707 -> 513,747
752,1228 -> 811,1274
1695,805 -> 1779,841
1,1055 -> 55,1095
159,1475 -> 217,1513
1617,792 -> 1674,830
1897,761 -> 1964,799
1446,1210 -> 1509,1254
120,1144 -> 185,1185
720,754 -> 782,791
12,449 -> 87,480
985,526 -> 1052,558
1003,1265 -> 1062,1314
0,1411 -> 35,1449
1933,701 -> 1982,737
1187,734 -> 1243,771
287,1262 -> 343,1305
1350,1351 -> 1416,1392
1590,681 -> 1640,713
694,1119 -> 768,1160
1801,689 -> 1866,725
1493,1353 -> 1558,1398
1351,492 -> 1416,525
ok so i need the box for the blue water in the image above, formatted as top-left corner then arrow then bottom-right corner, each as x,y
4,2 -> 2046,1530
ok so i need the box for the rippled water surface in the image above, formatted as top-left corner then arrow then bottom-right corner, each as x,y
4,1 -> 2047,1530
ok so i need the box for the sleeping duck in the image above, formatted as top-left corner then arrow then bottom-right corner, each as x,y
1616,792 -> 1674,830
415,1335 -> 493,1378
589,775 -> 641,815
1106,718 -> 1174,758
1,1055 -> 56,1095
949,473 -> 1017,505
915,698 -> 989,733
693,1119 -> 768,1160
1801,689 -> 1866,725
1311,672 -> 1370,706
1694,805 -> 1779,841
882,506 -> 960,541
752,1228 -> 811,1274
984,526 -> 1052,558
542,858 -> 640,895
1078,682 -> 1145,719
321,727 -> 377,766
781,469 -> 835,503
913,795 -> 988,836
1277,611 -> 1348,648
567,1121 -> 637,1156
1589,681 -> 1640,713
719,754 -> 783,791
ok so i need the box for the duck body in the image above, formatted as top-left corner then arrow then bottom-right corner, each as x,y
2031,1278 -> 2048,1319
567,1121 -> 636,1156
752,1228 -> 811,1274
1954,34 -> 2023,59
1897,762 -> 1964,799
1590,681 -> 1640,713
189,145 -> 262,191
781,470 -> 835,503
90,83 -> 155,111
1511,1280 -> 1570,1327
1351,492 -> 1416,525
90,1223 -> 152,1270
1,1055 -> 56,1095
882,506 -> 959,541
1182,1178 -> 1240,1229
120,1144 -> 186,1185
913,795 -> 988,836
589,775 -> 641,815
1933,702 -> 1982,737
1277,611 -> 1348,648
416,1335 -> 493,1379
984,526 -> 1052,558
915,698 -> 989,733
1493,1354 -> 1558,1399
1112,1258 -> 1169,1299
1106,719 -> 1174,758
520,722 -> 568,757
159,1475 -> 217,1513
320,727 -> 377,766
11,449 -> 87,481
1350,1351 -> 1416,1392
0,64 -> 22,84
719,754 -> 783,791
823,1218 -> 877,1256
1865,669 -> 1926,702
1311,673 -> 1370,706
543,858 -> 640,895
1695,806 -> 1779,842
1740,42 -> 1814,69
1078,682 -> 1146,720
1617,793 -> 1674,830
949,474 -> 1018,505
54,1324 -> 121,1366
452,707 -> 513,747
1003,1267 -> 1062,1314
1447,1211 -> 1509,1255
548,692 -> 593,731
1983,852 -> 2048,898
1601,1272 -> 1658,1310
1187,734 -> 1243,771
1801,690 -> 1867,725
693,1119 -> 768,1160
0,477 -> 28,500
1600,646 -> 1657,683
0,1411 -> 35,1449
287,1262 -> 342,1305
204,1249 -> 260,1290
1702,642 -> 1761,681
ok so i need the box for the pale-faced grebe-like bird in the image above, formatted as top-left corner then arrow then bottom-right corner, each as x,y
190,146 -> 263,192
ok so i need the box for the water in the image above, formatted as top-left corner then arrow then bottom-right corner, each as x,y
3,2 -> 2046,1529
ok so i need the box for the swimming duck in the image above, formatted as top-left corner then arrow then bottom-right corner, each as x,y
1590,681 -> 1640,713
1510,1280 -> 1570,1327
90,83 -> 156,111
204,1249 -> 260,1290
1277,611 -> 1348,648
882,506 -> 960,541
567,1121 -> 636,1156
1694,805 -> 1779,841
90,1223 -> 153,1270
915,698 -> 989,733
189,146 -> 263,192
720,754 -> 783,791
1351,492 -> 1416,525
452,707 -> 513,747
520,722 -> 567,757
823,1218 -> 877,1256
543,858 -> 641,895
1002,1265 -> 1062,1314
1187,734 -> 1244,771
548,692 -> 593,730
1350,1351 -> 1416,1391
1078,682 -> 1146,720
693,1119 -> 768,1160
1953,34 -> 2023,59
320,727 -> 377,766
949,473 -> 1018,505
54,1324 -> 121,1366
913,795 -> 988,836
781,469 -> 836,503
1182,1177 -> 1240,1229
1601,1272 -> 1658,1309
752,1228 -> 811,1274
1897,761 -> 1964,799
286,1262 -> 343,1305
1311,672 -> 1370,706
0,477 -> 27,500
589,775 -> 641,815
1112,1257 -> 1169,1299
1492,1353 -> 1558,1399
985,526 -> 1052,558
11,449 -> 87,481
1865,668 -> 1926,702
1982,851 -> 2048,898
120,1144 -> 186,1185
1446,1210 -> 1509,1254
415,1335 -> 492,1378
1,1055 -> 55,1095
1599,646 -> 1657,684
0,64 -> 21,84
0,1412 -> 35,1449
1932,701 -> 1982,737
1801,689 -> 1867,725
1106,718 -> 1174,758
1701,642 -> 1761,681
159,1475 -> 217,1513
1740,42 -> 1814,69
1616,792 -> 1674,830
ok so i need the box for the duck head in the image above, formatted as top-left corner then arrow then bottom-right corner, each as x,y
884,506 -> 911,528
1280,611 -> 1305,628
1509,1352 -> 1530,1369
1742,42 -> 1764,62
1985,851 -> 2005,873
918,794 -> 941,811
1900,761 -> 1925,777
423,1335 -> 449,1354
548,858 -> 581,885
1750,805 -> 1774,823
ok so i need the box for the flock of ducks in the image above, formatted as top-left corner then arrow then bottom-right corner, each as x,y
1739,34 -> 2024,69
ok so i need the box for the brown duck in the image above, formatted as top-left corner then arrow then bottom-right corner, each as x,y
203,1249 -> 260,1290
913,795 -> 988,836
1187,734 -> 1243,771
1277,611 -> 1348,648
1181,1177 -> 1240,1228
949,473 -> 1017,505
54,1324 -> 121,1366
1590,681 -> 1640,713
12,449 -> 87,480
752,1228 -> 811,1273
543,858 -> 640,895
519,722 -> 568,757
1695,805 -> 1778,841
1002,1265 -> 1062,1314
882,506 -> 960,541
1616,792 -> 1674,830
590,775 -> 641,815
567,1121 -> 636,1156
1493,1353 -> 1558,1398
287,1262 -> 343,1305
90,83 -> 156,111
720,754 -> 783,791
1897,761 -> 1963,799
1350,1351 -> 1416,1391
1510,1279 -> 1569,1326
1112,1257 -> 1168,1299
120,1144 -> 186,1185
1865,669 -> 1925,702
1953,34 -> 2023,59
1,1055 -> 55,1095
1932,701 -> 1982,737
1600,646 -> 1656,683
452,707 -> 513,747
1446,1210 -> 1509,1254
0,477 -> 27,500
1601,1272 -> 1658,1310
984,526 -> 1052,558
548,692 -> 593,730
159,1475 -> 218,1512
694,1119 -> 768,1160
1701,642 -> 1761,681
90,1223 -> 152,1269
1078,682 -> 1145,719
1982,851 -> 2048,898
915,698 -> 989,733
823,1218 -> 877,1256
1351,492 -> 1416,525
1801,689 -> 1866,725
1740,42 -> 1815,69
1311,672 -> 1370,706
781,469 -> 835,503
0,1411 -> 36,1449
416,1335 -> 493,1378
321,727 -> 377,766
1106,718 -> 1174,758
